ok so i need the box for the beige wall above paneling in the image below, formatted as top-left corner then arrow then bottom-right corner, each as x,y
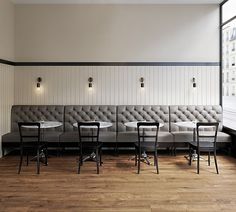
0,0 -> 15,60
15,4 -> 219,62
14,65 -> 219,106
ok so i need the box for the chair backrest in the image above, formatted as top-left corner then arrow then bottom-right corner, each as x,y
77,122 -> 100,146
196,122 -> 219,146
137,122 -> 160,148
18,122 -> 41,144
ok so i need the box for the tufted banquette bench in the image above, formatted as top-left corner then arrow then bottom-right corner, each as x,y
1,105 -> 64,155
1,105 -> 232,155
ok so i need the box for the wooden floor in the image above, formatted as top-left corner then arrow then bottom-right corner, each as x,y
1,152 -> 236,212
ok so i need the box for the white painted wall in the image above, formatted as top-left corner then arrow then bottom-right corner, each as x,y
15,4 -> 219,62
0,64 -> 14,157
14,65 -> 219,105
0,0 -> 15,61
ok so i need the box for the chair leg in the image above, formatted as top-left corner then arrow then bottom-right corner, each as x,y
138,148 -> 141,174
214,151 -> 219,174
154,150 -> 159,174
78,157 -> 82,174
36,148 -> 40,174
208,152 -> 210,166
135,147 -> 137,166
189,147 -> 192,166
78,149 -> 82,174
100,148 -> 102,166
18,147 -> 24,174
45,147 -> 48,166
197,149 -> 200,174
26,152 -> 29,166
96,148 -> 99,174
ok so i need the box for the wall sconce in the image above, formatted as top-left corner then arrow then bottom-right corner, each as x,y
36,77 -> 42,89
88,77 -> 93,88
192,77 -> 196,88
140,77 -> 144,88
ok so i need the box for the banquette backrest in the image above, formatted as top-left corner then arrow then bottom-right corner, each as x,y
64,105 -> 116,132
117,105 -> 169,132
10,105 -> 224,133
11,105 -> 64,132
169,105 -> 223,132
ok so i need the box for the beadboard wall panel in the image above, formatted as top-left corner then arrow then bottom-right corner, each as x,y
14,66 -> 219,106
0,64 -> 14,157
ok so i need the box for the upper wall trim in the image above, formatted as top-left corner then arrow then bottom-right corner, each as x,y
0,59 -> 15,66
0,60 -> 220,67
14,62 -> 220,66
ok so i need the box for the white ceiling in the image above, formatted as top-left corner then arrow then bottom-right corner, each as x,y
11,0 -> 224,5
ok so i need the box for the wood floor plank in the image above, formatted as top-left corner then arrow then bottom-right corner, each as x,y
0,154 -> 236,212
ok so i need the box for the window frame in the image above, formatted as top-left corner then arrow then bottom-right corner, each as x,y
220,0 -> 236,130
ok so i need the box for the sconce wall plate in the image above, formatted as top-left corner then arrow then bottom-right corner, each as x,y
140,77 -> 144,88
88,77 -> 93,88
37,77 -> 42,88
192,77 -> 196,88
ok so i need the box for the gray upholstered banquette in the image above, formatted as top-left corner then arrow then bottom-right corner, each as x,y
170,106 -> 231,146
117,105 -> 173,145
1,105 -> 231,155
59,105 -> 116,143
2,105 -> 64,148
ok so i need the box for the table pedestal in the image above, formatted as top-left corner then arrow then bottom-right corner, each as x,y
185,150 -> 204,161
30,149 -> 48,165
82,152 -> 97,162
130,152 -> 153,165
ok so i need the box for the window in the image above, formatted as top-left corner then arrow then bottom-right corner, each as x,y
232,43 -> 235,52
222,0 -> 236,23
221,0 -> 236,130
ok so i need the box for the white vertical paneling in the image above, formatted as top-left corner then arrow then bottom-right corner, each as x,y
14,65 -> 220,106
0,64 -> 14,157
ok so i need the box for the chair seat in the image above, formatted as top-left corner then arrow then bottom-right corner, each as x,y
134,141 -> 158,151
60,131 -> 116,143
144,131 -> 173,143
189,141 -> 214,149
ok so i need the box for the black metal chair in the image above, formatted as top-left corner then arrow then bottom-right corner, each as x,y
134,122 -> 160,174
18,122 -> 48,174
188,122 -> 219,174
77,122 -> 102,174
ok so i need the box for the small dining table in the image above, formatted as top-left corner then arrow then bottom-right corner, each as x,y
73,121 -> 113,162
124,121 -> 164,165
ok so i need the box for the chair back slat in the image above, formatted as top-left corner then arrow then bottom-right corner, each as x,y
196,122 -> 219,145
77,122 -> 100,146
137,122 -> 159,148
18,122 -> 41,144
